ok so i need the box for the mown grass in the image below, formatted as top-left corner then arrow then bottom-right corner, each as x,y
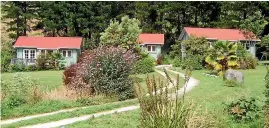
2,99 -> 138,128
170,65 -> 266,127
131,71 -> 166,91
1,95 -> 118,120
1,71 -> 161,121
1,70 -> 63,92
65,110 -> 140,128
62,66 -> 266,128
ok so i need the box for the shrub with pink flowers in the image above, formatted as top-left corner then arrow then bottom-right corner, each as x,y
63,46 -> 138,101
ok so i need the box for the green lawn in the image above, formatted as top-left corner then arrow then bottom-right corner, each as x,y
64,66 -> 266,128
1,70 -> 162,120
66,110 -> 140,128
131,71 -> 166,92
170,65 -> 266,127
1,70 -> 63,91
2,99 -> 138,128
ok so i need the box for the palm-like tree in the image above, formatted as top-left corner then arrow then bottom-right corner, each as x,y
205,41 -> 239,77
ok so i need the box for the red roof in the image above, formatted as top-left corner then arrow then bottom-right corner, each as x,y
138,34 -> 164,45
14,36 -> 83,49
184,27 -> 259,41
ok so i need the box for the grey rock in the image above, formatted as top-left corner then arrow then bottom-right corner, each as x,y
225,69 -> 244,83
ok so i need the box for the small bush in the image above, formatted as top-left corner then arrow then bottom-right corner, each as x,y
36,54 -> 48,70
65,46 -> 138,101
172,57 -> 181,67
1,73 -> 41,107
182,55 -> 203,70
8,62 -> 26,72
132,56 -> 155,74
239,54 -> 258,69
25,65 -> 37,71
2,95 -> 26,109
224,97 -> 261,122
224,80 -> 242,87
63,64 -> 78,86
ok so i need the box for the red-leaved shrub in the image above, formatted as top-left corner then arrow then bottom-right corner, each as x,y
63,46 -> 138,100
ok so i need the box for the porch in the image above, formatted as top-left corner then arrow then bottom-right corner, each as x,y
11,58 -> 36,65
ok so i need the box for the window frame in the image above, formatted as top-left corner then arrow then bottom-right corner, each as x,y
62,50 -> 72,58
147,45 -> 156,52
23,49 -> 36,59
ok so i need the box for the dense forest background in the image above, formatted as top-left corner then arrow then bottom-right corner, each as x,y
1,1 -> 269,52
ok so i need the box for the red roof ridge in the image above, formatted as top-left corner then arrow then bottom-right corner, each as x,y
184,27 -> 241,31
183,27 -> 259,40
14,36 -> 83,49
139,33 -> 164,45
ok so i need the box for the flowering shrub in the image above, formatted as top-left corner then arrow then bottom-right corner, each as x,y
63,46 -> 138,100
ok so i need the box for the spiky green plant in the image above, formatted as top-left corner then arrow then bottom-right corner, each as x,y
205,41 -> 239,76
135,67 -> 192,128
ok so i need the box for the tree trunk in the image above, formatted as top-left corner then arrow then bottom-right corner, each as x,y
23,2 -> 27,36
194,7 -> 198,26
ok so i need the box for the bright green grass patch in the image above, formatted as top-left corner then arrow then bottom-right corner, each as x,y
131,71 -> 166,91
2,100 -> 82,120
2,100 -> 138,128
1,70 -> 63,91
65,109 -> 140,128
172,66 -> 266,127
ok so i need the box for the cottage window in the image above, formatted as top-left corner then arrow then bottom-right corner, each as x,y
62,50 -> 72,57
147,45 -> 156,52
23,49 -> 36,59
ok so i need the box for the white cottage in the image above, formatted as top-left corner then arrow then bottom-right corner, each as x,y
179,27 -> 260,57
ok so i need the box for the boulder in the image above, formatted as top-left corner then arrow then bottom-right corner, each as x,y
225,69 -> 244,83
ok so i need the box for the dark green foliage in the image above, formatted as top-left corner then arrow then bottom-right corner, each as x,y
182,36 -> 209,57
156,54 -> 172,65
261,35 -> 269,47
1,39 -> 15,72
8,62 -> 26,72
172,57 -> 181,67
225,97 -> 261,122
265,67 -> 269,127
132,56 -> 155,74
2,1 -> 269,51
182,55 -> 203,70
170,41 -> 182,59
237,43 -> 258,69
25,65 -> 37,71
179,36 -> 209,70
1,1 -> 37,38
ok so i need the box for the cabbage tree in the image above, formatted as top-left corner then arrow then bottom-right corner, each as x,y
205,41 -> 239,76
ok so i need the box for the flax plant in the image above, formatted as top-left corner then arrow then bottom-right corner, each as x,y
135,67 -> 193,128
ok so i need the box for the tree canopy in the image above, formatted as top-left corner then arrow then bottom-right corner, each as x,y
1,1 -> 269,50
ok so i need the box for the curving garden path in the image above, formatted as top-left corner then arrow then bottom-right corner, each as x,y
1,65 -> 200,128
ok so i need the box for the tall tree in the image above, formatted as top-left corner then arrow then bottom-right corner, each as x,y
1,1 -> 37,39
100,16 -> 142,51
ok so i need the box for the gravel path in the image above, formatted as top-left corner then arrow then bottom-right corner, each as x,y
2,65 -> 199,128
